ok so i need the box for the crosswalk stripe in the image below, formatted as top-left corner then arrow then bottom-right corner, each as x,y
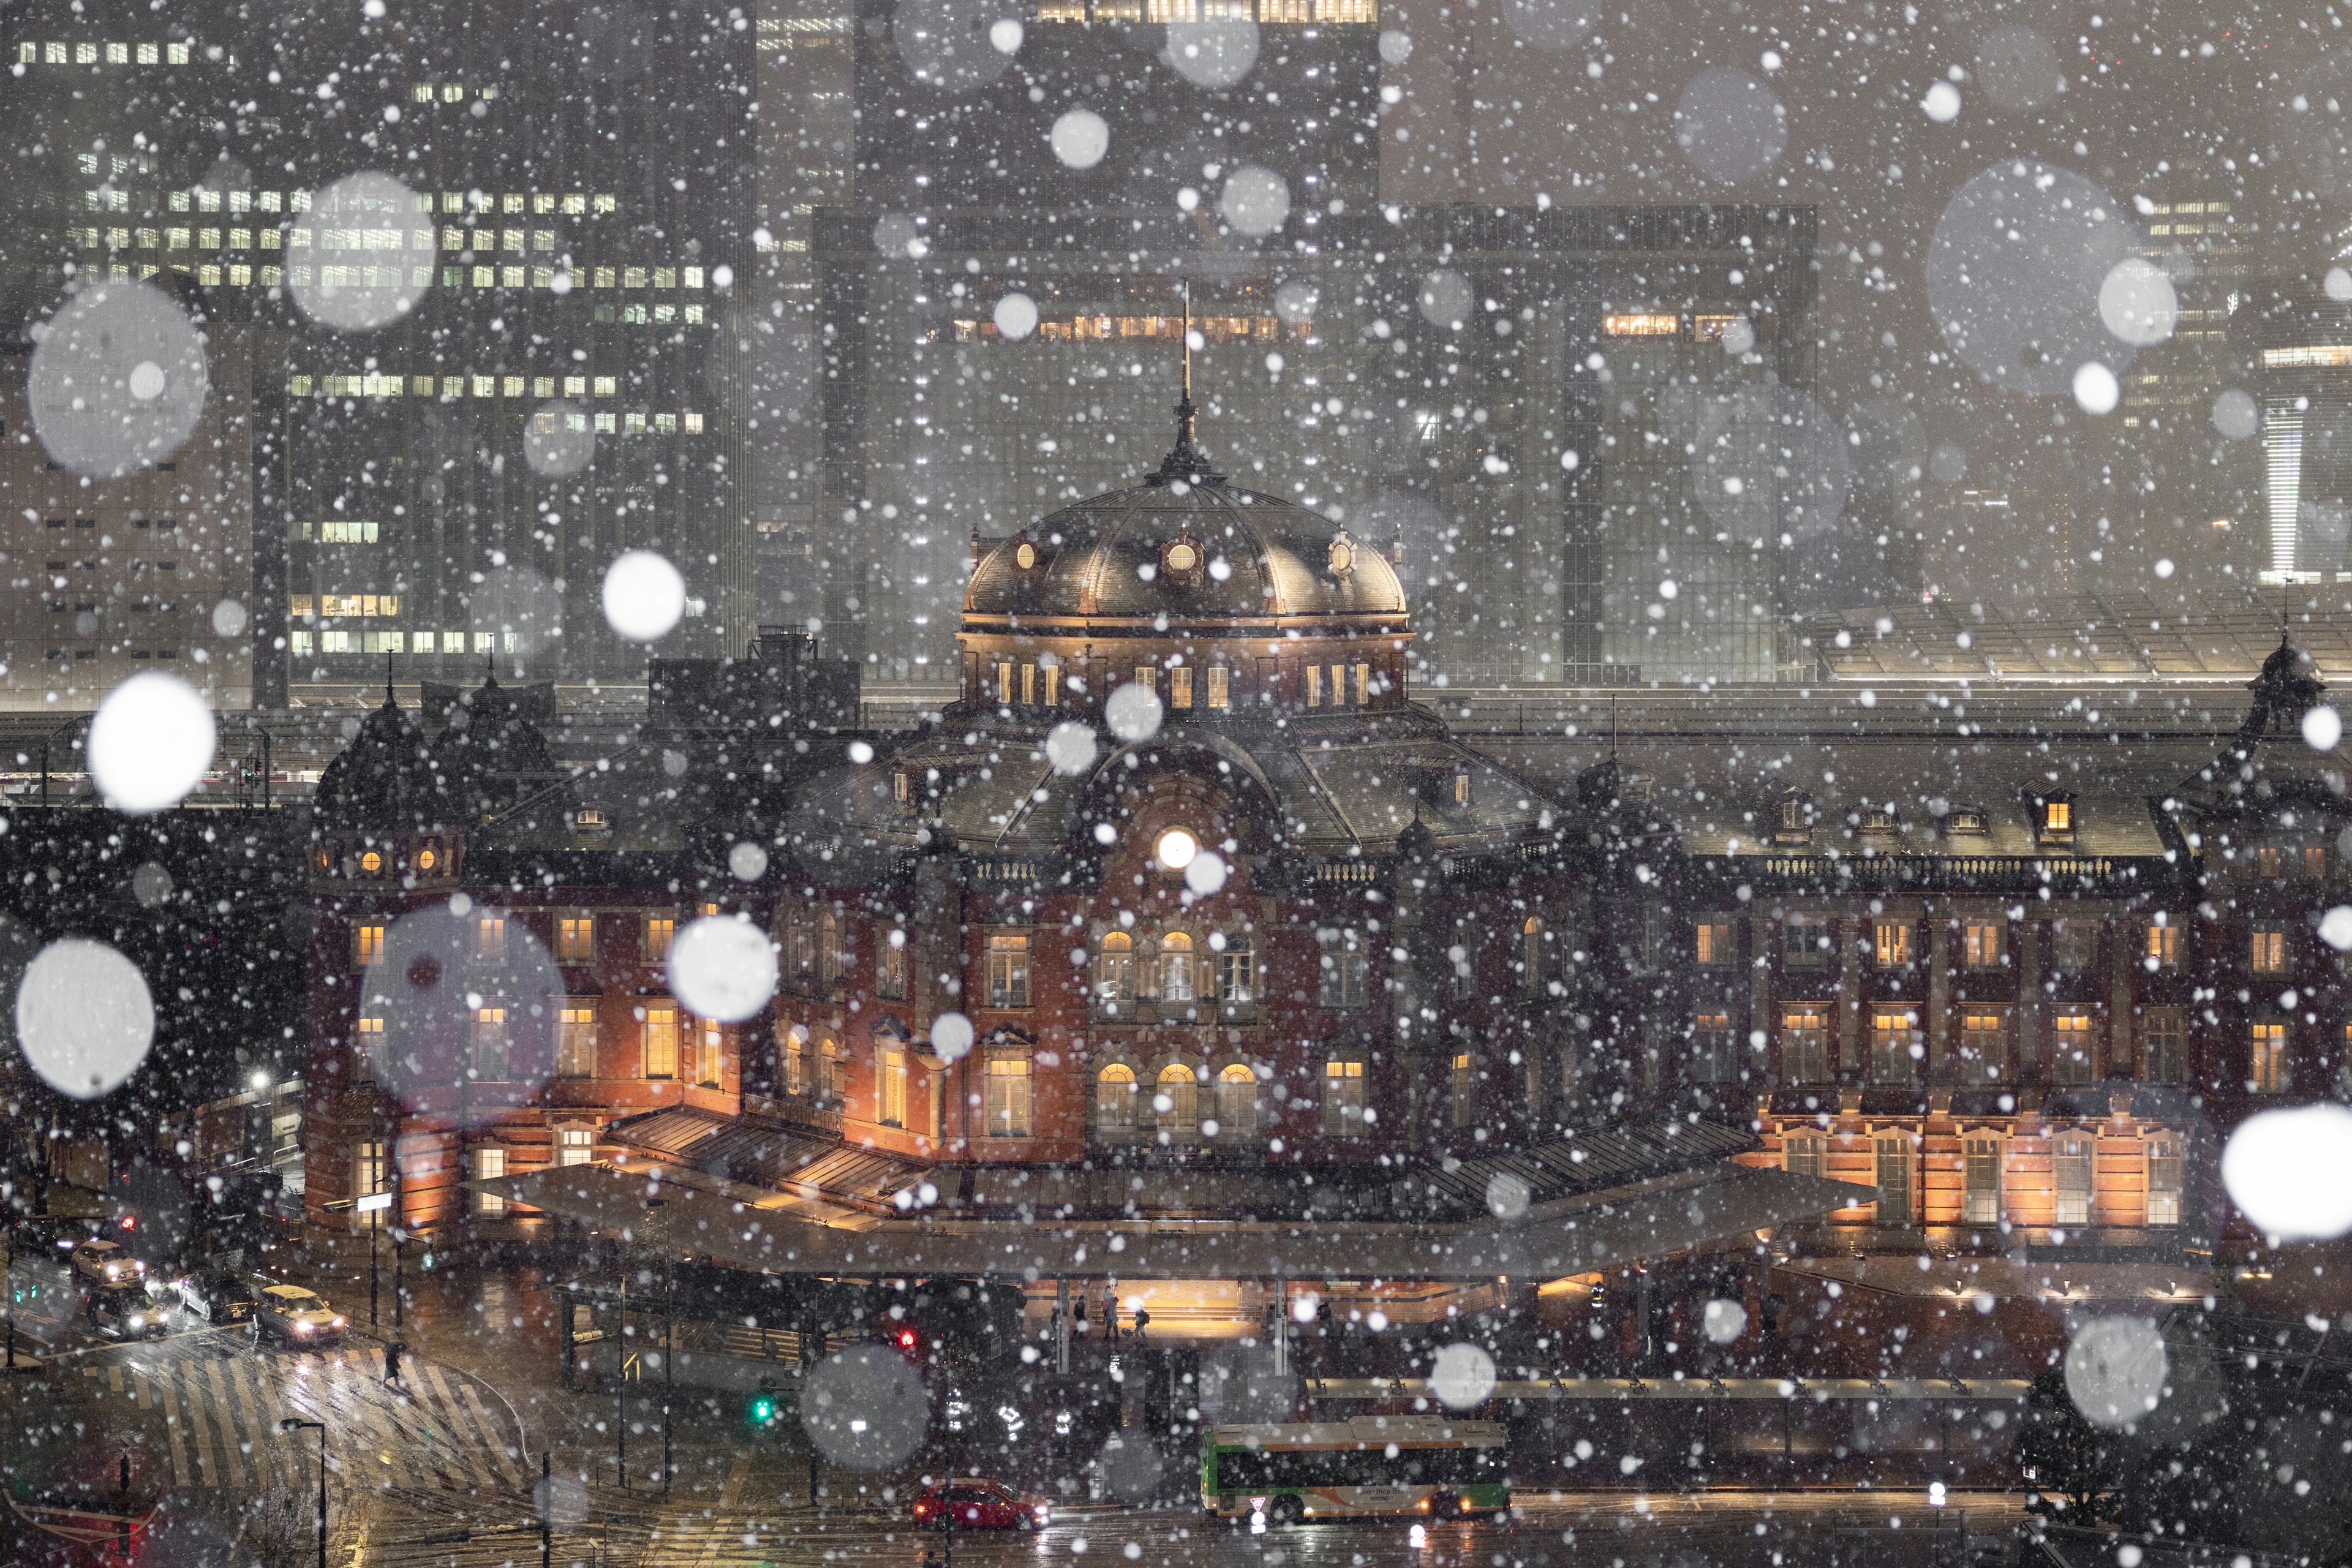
138,1371 -> 194,1488
448,1376 -> 524,1483
348,1378 -> 424,1493
200,1361 -> 252,1490
415,1363 -> 506,1490
229,1359 -> 291,1491
105,1364 -> 123,1394
176,1363 -> 230,1489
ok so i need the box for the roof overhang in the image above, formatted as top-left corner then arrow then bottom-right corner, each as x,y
470,1161 -> 1855,1283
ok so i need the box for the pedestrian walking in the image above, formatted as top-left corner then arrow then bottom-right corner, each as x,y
383,1338 -> 405,1389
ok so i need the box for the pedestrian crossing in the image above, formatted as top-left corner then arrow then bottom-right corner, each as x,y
85,1340 -> 529,1496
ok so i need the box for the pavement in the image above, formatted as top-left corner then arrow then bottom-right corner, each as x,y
0,1230 -> 2038,1566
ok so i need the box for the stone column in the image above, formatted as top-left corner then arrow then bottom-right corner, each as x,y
1928,907 -> 1952,1081
2109,912 -> 2135,1079
1836,914 -> 1861,1077
2017,918 -> 2043,1083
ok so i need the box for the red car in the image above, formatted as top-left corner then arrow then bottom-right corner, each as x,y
910,1480 -> 1050,1531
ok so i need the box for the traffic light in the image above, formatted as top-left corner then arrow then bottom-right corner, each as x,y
749,1376 -> 780,1428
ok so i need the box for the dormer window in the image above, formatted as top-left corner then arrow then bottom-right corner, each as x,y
1773,789 -> 1812,846
2032,792 -> 2076,846
1944,804 -> 1989,836
575,807 -> 610,834
1452,766 -> 1472,808
1012,535 -> 1040,571
892,769 -> 914,813
1860,804 -> 1899,835
1327,533 -> 1356,575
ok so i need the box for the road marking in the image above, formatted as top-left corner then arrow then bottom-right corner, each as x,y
719,1452 -> 752,1510
416,1362 -> 508,1490
105,1364 -> 123,1394
199,1360 -> 251,1489
448,1375 -> 526,1483
138,1370 -> 194,1488
175,1362 -> 228,1488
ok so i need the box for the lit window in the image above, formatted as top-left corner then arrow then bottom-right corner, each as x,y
1963,920 -> 2003,968
878,1046 -> 908,1128
557,915 -> 594,962
643,1005 -> 679,1079
1520,916 -> 1547,993
1694,919 -> 1733,967
644,916 -> 676,960
558,1005 -> 597,1077
1096,1063 -> 1137,1132
2252,924 -> 2288,974
470,1007 -> 508,1082
1096,931 -> 1135,1004
985,1054 -> 1033,1137
557,1126 -> 595,1167
1869,1008 -> 1921,1084
1321,1058 -> 1367,1137
1781,1128 -> 1825,1180
2146,918 -> 2180,970
1962,1133 -> 2004,1226
1158,933 -> 1194,1003
1155,1063 -> 1197,1133
2052,1011 -> 2095,1084
1169,665 -> 1193,709
1207,665 -> 1230,710
1874,920 -> 1912,966
1781,1006 -> 1829,1083
473,1146 -> 507,1216
2250,1021 -> 2288,1093
1959,1010 -> 2007,1084
475,914 -> 507,961
986,932 -> 1030,1009
353,922 -> 386,967
1448,1050 -> 1476,1126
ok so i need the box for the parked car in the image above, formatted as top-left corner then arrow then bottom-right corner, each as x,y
69,1239 -> 146,1286
910,1480 -> 1050,1531
255,1284 -> 344,1346
9,1214 -> 96,1259
85,1282 -> 167,1340
174,1270 -> 257,1326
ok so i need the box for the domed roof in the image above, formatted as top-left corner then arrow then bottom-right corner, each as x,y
965,373 -> 1406,628
966,478 -> 1408,626
313,685 -> 448,831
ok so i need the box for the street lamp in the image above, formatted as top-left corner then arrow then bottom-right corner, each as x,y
279,1418 -> 326,1568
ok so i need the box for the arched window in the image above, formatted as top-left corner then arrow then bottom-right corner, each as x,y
1520,916 -> 1545,995
1096,1063 -> 1137,1132
2052,1130 -> 2095,1227
1096,932 -> 1136,1005
819,913 -> 841,984
783,1024 -> 810,1094
1155,1063 -> 1197,1134
1214,1063 -> 1259,1139
1159,933 -> 1196,1003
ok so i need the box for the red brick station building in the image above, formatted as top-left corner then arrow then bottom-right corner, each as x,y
301,399 -> 2352,1339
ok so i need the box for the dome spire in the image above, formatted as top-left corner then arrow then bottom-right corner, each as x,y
1150,279 -> 1223,486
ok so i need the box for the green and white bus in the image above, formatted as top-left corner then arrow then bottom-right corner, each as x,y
1202,1417 -> 1511,1523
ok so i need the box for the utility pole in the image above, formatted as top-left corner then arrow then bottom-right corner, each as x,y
540,1452 -> 552,1568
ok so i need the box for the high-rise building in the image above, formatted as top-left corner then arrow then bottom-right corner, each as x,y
2246,282 -> 2352,587
3,1 -> 760,709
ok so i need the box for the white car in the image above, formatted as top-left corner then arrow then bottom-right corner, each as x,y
70,1239 -> 146,1287
256,1284 -> 345,1346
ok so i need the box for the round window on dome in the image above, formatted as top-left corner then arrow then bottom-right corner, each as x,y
1164,540 -> 1199,575
1014,541 -> 1039,570
417,846 -> 439,872
360,850 -> 383,874
1155,827 -> 1199,871
1328,537 -> 1355,575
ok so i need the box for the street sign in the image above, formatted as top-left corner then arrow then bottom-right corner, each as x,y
355,1193 -> 392,1214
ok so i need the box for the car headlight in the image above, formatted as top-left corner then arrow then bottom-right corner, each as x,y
331,1317 -> 345,1327
293,1321 -> 313,1333
127,1316 -> 145,1329
105,1264 -> 120,1278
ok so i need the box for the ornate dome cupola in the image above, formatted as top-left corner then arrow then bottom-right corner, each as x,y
959,319 -> 1410,723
